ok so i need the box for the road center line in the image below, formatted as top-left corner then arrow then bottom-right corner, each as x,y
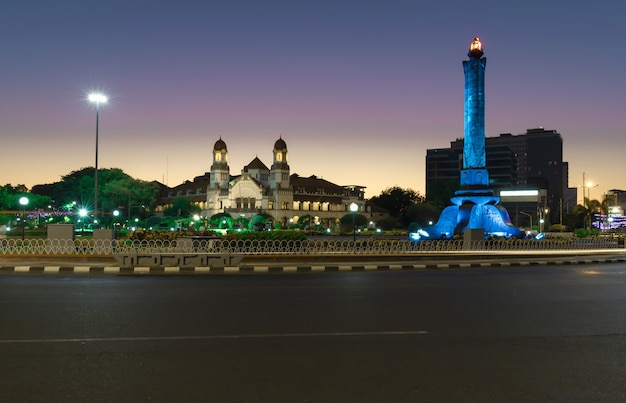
0,330 -> 428,344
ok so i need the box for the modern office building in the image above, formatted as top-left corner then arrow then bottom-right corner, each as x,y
426,127 -> 571,226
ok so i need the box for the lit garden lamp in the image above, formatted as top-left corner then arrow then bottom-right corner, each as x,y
19,196 -> 29,241
88,92 -> 107,228
79,208 -> 88,235
350,202 -> 358,242
113,210 -> 120,231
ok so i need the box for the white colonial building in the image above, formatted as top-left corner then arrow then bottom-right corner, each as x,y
157,137 -> 377,229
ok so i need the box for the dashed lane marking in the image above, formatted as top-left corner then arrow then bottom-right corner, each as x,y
0,330 -> 430,344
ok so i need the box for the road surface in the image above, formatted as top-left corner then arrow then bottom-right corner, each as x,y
1,263 -> 625,402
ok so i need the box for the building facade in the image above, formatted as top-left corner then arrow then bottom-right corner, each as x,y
158,137 -> 370,229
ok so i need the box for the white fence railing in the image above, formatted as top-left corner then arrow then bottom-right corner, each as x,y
0,237 -> 622,256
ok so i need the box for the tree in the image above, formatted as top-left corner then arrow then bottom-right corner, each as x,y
426,179 -> 458,211
102,177 -> 159,219
369,187 -> 424,221
339,213 -> 368,233
210,213 -> 233,229
248,213 -> 274,231
164,196 -> 199,218
563,204 -> 587,230
376,216 -> 402,230
405,202 -> 440,227
0,185 -> 22,210
298,214 -> 314,230
29,168 -> 160,225
0,184 -> 52,210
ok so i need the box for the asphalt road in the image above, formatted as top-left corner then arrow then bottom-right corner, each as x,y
1,263 -> 625,402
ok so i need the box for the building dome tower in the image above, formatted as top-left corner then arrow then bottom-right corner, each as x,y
270,136 -> 290,190
210,137 -> 230,189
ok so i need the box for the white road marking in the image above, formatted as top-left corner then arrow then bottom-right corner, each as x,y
0,330 -> 429,344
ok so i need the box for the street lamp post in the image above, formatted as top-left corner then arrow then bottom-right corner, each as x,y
78,208 -> 88,235
113,210 -> 120,232
88,93 -> 107,228
19,196 -> 29,241
519,211 -> 532,232
350,202 -> 358,242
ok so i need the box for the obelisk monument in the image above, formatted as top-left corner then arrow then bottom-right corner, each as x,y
461,37 -> 488,188
410,38 -> 523,240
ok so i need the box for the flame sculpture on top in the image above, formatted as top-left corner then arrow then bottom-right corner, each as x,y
411,38 -> 524,240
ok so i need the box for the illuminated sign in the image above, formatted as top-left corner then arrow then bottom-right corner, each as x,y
500,190 -> 539,197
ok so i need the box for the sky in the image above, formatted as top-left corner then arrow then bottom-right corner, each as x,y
1,0 -> 624,203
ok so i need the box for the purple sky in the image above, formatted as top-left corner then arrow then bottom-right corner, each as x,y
1,0 -> 624,202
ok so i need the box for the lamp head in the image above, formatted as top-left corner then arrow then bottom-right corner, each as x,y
88,93 -> 108,104
468,37 -> 484,59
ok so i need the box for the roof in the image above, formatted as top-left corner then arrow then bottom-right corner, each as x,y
274,137 -> 287,150
157,176 -> 211,202
213,138 -> 227,151
244,156 -> 269,171
290,174 -> 346,196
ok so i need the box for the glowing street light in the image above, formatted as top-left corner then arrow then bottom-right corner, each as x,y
350,202 -> 358,242
19,196 -> 29,241
78,208 -> 88,235
88,92 -> 107,228
113,209 -> 120,231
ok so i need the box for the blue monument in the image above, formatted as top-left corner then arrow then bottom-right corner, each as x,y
411,38 -> 524,240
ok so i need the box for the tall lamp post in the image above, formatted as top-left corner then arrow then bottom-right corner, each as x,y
19,196 -> 29,241
113,210 -> 120,232
519,211 -> 532,231
350,202 -> 358,242
78,208 -> 88,235
88,93 -> 107,228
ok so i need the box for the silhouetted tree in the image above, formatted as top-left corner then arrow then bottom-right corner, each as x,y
369,187 -> 424,226
164,196 -> 199,218
339,213 -> 368,233
376,216 -> 402,230
426,179 -> 458,211
405,202 -> 440,227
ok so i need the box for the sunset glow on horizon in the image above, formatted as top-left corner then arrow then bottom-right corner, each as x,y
1,1 -> 624,202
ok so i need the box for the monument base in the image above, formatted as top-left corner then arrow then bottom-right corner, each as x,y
410,188 -> 524,241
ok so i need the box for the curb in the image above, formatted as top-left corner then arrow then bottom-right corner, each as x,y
1,256 -> 625,274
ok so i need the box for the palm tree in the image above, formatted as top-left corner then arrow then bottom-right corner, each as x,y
584,197 -> 602,230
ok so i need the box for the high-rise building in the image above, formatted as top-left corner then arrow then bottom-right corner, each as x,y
426,128 -> 569,224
